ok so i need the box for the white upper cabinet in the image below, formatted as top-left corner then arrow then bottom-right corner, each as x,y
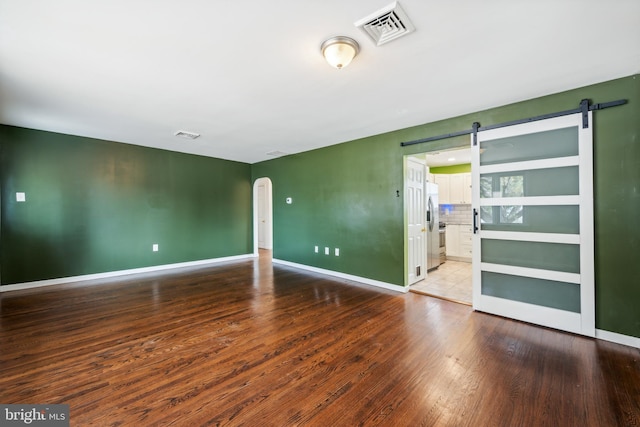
463,173 -> 472,204
434,172 -> 472,204
449,174 -> 465,204
434,175 -> 450,204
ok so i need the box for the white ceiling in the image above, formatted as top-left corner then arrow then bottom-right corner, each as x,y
425,148 -> 472,167
1,1 -> 638,164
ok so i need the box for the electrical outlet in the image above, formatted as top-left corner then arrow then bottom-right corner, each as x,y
335,248 -> 340,256
324,247 -> 329,255
152,244 -> 159,252
16,192 -> 26,202
314,246 -> 319,253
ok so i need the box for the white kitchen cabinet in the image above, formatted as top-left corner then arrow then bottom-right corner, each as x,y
449,174 -> 465,204
434,174 -> 450,204
463,173 -> 472,204
445,224 -> 460,257
459,224 -> 473,259
434,172 -> 472,204
445,223 -> 472,262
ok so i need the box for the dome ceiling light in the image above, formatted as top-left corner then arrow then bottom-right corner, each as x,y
320,36 -> 359,69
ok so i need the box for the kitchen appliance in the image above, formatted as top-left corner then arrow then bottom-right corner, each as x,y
426,183 -> 440,271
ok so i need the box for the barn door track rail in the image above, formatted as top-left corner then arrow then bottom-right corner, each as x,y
400,98 -> 627,148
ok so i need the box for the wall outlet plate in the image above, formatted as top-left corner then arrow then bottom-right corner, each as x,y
152,244 -> 159,252
324,247 -> 329,255
16,192 -> 26,202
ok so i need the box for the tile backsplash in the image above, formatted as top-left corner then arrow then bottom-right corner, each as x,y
440,204 -> 472,224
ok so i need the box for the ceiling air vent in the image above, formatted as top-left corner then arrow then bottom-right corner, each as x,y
354,1 -> 415,46
174,130 -> 200,140
266,151 -> 288,157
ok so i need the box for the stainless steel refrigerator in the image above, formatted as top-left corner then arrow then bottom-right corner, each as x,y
426,183 -> 440,271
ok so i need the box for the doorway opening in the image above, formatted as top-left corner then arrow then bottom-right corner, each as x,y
406,148 -> 473,305
253,177 -> 273,258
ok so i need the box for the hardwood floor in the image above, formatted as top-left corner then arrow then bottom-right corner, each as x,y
1,252 -> 639,426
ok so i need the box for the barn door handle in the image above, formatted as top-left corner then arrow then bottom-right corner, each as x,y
473,208 -> 479,234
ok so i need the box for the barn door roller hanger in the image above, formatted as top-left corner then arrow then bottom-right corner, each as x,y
400,98 -> 627,148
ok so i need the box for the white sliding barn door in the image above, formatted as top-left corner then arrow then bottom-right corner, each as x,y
471,113 -> 595,336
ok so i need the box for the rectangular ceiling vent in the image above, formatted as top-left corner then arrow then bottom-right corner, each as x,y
266,150 -> 288,157
354,1 -> 415,46
174,130 -> 200,140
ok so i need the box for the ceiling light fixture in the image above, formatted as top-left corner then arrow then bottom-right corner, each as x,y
321,36 -> 359,69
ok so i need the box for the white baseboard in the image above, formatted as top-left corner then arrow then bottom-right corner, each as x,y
596,329 -> 640,349
272,259 -> 407,293
0,254 -> 256,293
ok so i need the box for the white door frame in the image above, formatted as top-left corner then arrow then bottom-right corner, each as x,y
253,177 -> 273,254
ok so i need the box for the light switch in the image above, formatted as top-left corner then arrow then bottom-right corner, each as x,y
335,248 -> 340,256
16,192 -> 26,202
152,244 -> 159,252
324,247 -> 329,255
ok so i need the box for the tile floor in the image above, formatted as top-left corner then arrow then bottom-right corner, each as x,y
411,260 -> 472,304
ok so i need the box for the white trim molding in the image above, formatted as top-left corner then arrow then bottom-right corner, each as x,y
479,155 -> 579,174
596,329 -> 640,349
0,254 -> 256,293
272,259 -> 408,293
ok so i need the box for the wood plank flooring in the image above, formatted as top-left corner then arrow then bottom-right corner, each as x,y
1,252 -> 639,426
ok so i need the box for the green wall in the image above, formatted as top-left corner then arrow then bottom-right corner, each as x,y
253,134 -> 405,285
1,126 -> 252,285
253,74 -> 640,338
430,164 -> 471,174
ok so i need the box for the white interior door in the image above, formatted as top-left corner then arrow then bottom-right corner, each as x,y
406,157 -> 426,285
471,113 -> 595,336
257,182 -> 267,248
254,177 -> 272,251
